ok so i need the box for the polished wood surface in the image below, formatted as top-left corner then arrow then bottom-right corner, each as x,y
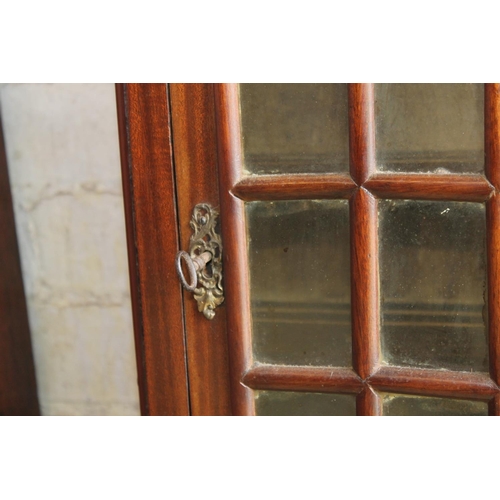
116,84 -> 190,415
349,84 -> 380,386
243,365 -> 363,394
242,363 -> 499,405
120,83 -> 500,416
243,364 -> 498,400
486,84 -> 500,387
487,198 -> 500,385
232,173 -> 356,201
488,393 -> 500,415
214,83 -> 255,415
357,387 -> 382,416
0,113 -> 40,415
169,84 -> 231,415
213,83 -> 500,415
365,173 -> 493,201
349,84 -> 375,184
369,366 -> 497,400
486,84 -> 500,189
351,188 -> 380,381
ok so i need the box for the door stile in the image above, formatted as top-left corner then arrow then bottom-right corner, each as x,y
116,84 -> 190,416
169,84 -> 232,416
214,83 -> 255,416
487,198 -> 500,389
485,84 -> 500,392
348,85 -> 381,415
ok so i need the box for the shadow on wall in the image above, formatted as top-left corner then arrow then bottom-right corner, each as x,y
0,83 -> 140,416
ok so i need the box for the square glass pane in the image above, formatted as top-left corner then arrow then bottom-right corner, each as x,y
375,84 -> 484,173
382,393 -> 488,416
255,391 -> 356,416
379,200 -> 488,372
239,84 -> 349,174
247,200 -> 351,367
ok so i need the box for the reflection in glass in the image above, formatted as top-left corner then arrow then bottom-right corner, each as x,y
239,84 -> 349,174
379,200 -> 488,372
375,84 -> 484,173
247,200 -> 351,367
382,393 -> 488,416
255,390 -> 356,416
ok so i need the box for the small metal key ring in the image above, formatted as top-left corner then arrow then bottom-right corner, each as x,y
176,251 -> 198,292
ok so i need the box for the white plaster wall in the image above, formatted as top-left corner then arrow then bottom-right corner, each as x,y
0,83 -> 140,415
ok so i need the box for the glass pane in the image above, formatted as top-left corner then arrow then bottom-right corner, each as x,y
382,393 -> 488,416
379,200 -> 488,372
239,84 -> 349,174
255,391 -> 356,416
247,200 -> 351,367
375,84 -> 484,173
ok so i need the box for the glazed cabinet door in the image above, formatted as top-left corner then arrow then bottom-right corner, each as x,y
213,83 -> 500,415
119,83 -> 500,416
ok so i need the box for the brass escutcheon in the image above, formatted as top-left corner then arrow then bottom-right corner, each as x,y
175,204 -> 224,320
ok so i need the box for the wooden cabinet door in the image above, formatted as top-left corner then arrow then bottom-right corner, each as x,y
118,83 -> 500,416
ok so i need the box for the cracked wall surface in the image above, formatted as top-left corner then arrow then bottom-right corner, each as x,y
0,83 -> 140,415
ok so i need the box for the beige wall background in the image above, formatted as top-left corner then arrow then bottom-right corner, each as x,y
0,83 -> 140,415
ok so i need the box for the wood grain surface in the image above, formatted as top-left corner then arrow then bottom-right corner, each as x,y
351,188 -> 380,380
486,84 -> 500,387
488,393 -> 500,415
214,83 -> 255,415
116,84 -> 190,415
364,173 -> 493,201
349,84 -> 375,185
357,386 -> 382,416
116,83 -> 500,416
242,365 -> 363,394
369,366 -> 497,400
169,84 -> 232,415
232,173 -> 356,200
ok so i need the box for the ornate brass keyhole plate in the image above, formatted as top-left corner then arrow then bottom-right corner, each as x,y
175,203 -> 224,320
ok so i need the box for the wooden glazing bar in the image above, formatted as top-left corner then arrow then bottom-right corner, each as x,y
485,84 -> 500,387
169,84 -> 232,415
351,188 -> 380,379
364,173 -> 493,202
214,83 -> 255,415
485,84 -> 500,189
369,366 -> 498,400
487,196 -> 500,385
488,393 -> 500,415
116,84 -> 190,416
348,84 -> 375,185
357,387 -> 382,416
232,173 -> 356,201
242,364 -> 363,394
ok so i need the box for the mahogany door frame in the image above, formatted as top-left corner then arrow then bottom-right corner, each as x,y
116,83 -> 231,415
169,84 -> 231,415
214,83 -> 500,415
116,84 -> 190,415
118,83 -> 500,416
